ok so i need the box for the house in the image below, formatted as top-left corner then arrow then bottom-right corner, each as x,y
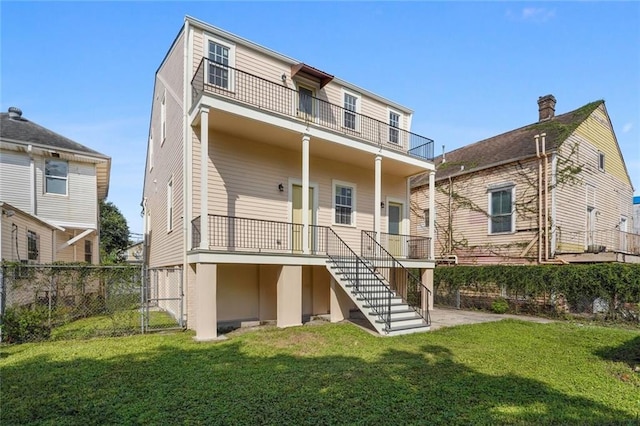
0,107 -> 111,265
634,196 -> 640,235
122,241 -> 144,264
142,16 -> 437,339
411,95 -> 638,265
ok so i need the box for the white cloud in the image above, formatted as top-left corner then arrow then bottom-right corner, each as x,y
506,7 -> 556,23
622,122 -> 633,133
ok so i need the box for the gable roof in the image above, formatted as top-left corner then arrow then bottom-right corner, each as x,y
0,112 -> 108,158
411,100 -> 603,188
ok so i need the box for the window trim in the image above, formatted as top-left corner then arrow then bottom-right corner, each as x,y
598,151 -> 605,172
167,177 -> 174,233
84,239 -> 93,263
204,34 -> 236,91
148,131 -> 154,172
423,208 -> 430,228
388,108 -> 402,145
332,179 -> 357,227
296,83 -> 316,118
487,185 -> 516,235
27,230 -> 39,261
160,91 -> 166,145
341,88 -> 361,131
44,159 -> 69,196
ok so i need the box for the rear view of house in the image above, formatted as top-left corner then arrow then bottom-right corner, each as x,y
142,16 -> 437,338
0,108 -> 111,265
411,95 -> 637,265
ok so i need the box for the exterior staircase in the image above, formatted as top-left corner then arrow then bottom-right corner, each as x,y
324,228 -> 430,336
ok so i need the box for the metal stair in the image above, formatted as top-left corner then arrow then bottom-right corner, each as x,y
326,256 -> 430,336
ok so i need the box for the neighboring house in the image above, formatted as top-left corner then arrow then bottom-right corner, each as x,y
142,16 -> 437,339
122,241 -> 144,264
0,108 -> 110,265
411,95 -> 638,265
634,196 -> 640,235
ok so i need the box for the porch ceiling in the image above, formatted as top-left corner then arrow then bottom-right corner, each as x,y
201,104 -> 430,177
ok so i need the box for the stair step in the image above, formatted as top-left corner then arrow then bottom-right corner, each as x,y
386,323 -> 431,335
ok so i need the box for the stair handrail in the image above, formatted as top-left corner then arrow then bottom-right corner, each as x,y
325,227 -> 392,330
361,230 -> 431,325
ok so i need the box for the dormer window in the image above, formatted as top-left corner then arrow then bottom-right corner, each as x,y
45,159 -> 68,195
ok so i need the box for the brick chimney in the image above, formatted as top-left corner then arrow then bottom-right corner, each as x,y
538,95 -> 556,121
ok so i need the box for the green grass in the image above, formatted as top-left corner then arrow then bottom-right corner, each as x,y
1,320 -> 638,425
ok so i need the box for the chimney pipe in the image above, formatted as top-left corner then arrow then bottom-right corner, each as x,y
8,107 -> 22,119
537,95 -> 556,122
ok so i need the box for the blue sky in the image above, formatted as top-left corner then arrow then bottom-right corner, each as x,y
2,1 -> 638,234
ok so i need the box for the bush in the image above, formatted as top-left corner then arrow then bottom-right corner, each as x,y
1,306 -> 51,343
491,298 -> 509,314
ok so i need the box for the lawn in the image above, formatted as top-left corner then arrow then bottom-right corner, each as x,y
1,320 -> 638,425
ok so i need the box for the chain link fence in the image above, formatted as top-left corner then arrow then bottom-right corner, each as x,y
144,267 -> 185,331
0,263 -> 184,343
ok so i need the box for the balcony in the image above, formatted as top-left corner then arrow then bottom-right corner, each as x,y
558,229 -> 640,256
191,215 -> 431,260
191,58 -> 434,161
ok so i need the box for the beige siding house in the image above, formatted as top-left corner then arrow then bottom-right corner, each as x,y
142,17 -> 437,338
411,95 -> 637,265
0,108 -> 110,265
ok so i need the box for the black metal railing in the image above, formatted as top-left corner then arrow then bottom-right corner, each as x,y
191,58 -> 435,161
325,228 -> 393,330
361,231 -> 431,325
361,232 -> 431,260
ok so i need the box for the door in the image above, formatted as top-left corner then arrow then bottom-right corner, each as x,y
586,207 -> 596,250
388,202 -> 403,257
292,185 -> 315,253
620,217 -> 628,252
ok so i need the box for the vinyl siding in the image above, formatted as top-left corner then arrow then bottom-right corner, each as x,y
145,31 -> 185,268
0,150 -> 31,213
55,230 -> 98,264
0,211 -> 54,263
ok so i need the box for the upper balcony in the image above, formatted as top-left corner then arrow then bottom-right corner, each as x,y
191,58 -> 434,161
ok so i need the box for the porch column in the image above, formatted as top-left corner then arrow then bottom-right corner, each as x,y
330,277 -> 351,322
200,107 -> 210,250
428,170 -> 436,260
194,263 -> 218,341
374,155 -> 382,238
277,265 -> 302,328
301,134 -> 310,254
421,268 -> 434,311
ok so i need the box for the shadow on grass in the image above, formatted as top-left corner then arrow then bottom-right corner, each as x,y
595,335 -> 640,369
1,337 -> 637,425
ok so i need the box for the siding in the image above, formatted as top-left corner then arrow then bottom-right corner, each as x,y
144,31 -> 185,268
0,211 -> 54,263
55,230 -> 99,263
35,158 -> 98,227
0,150 -> 31,213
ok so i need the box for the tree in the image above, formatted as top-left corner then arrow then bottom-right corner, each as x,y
99,200 -> 130,263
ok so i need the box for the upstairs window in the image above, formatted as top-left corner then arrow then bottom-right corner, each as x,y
45,159 -> 68,195
161,93 -> 166,144
598,152 -> 605,171
343,92 -> 358,130
208,40 -> 231,89
167,178 -> 174,232
27,230 -> 39,261
389,110 -> 400,144
84,240 -> 93,263
423,208 -> 430,227
489,186 -> 515,234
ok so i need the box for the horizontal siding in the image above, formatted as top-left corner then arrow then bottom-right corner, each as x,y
36,158 -> 97,227
0,150 -> 31,213
0,211 -> 54,263
54,230 -> 98,263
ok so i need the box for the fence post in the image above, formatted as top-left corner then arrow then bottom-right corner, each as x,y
140,265 -> 145,334
0,265 -> 5,342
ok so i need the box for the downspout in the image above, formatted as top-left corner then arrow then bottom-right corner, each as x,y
541,133 -> 549,261
182,19 -> 191,320
535,135 -> 542,264
550,151 -> 557,257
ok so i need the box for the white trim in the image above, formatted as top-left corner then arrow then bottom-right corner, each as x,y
167,176 -> 174,233
387,107 -> 403,146
161,89 -> 167,145
204,33 -> 236,91
341,88 -> 361,132
44,158 -> 69,196
57,228 -> 94,251
487,185 -> 516,235
148,131 -> 154,171
332,179 -> 357,227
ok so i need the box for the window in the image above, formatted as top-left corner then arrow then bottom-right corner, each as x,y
161,92 -> 166,144
45,159 -> 68,195
333,181 -> 356,226
148,131 -> 154,171
84,240 -> 92,263
343,91 -> 359,130
27,230 -> 38,261
167,178 -> 173,232
389,111 -> 400,144
208,40 -> 231,89
489,186 -> 515,234
298,86 -> 314,116
423,209 -> 430,227
598,152 -> 605,171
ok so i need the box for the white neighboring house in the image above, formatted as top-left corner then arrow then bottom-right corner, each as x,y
0,107 -> 111,265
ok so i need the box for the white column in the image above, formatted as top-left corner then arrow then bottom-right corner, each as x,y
302,134 -> 310,254
194,263 -> 218,341
199,108 -> 209,250
374,155 -> 382,238
428,170 -> 436,260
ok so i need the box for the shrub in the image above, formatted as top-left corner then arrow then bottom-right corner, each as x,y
491,298 -> 509,314
1,306 -> 51,343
